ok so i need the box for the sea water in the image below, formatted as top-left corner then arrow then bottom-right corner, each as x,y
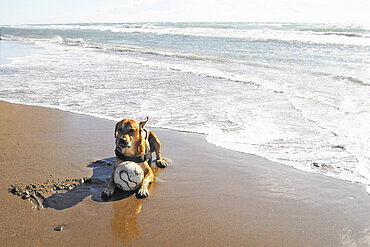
0,22 -> 369,190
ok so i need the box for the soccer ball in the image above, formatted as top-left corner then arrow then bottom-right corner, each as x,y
114,161 -> 144,191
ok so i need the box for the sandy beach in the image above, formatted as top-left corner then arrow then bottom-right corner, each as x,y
0,100 -> 369,246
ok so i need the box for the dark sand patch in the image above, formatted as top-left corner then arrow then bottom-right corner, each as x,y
9,177 -> 91,209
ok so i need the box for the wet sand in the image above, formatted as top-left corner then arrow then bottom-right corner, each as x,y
0,100 -> 369,247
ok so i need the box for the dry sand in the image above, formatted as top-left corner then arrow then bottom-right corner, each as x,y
0,101 -> 369,247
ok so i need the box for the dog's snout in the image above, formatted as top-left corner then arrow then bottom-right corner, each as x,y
118,135 -> 132,148
119,137 -> 128,145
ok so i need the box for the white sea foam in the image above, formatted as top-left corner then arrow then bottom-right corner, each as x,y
5,23 -> 370,46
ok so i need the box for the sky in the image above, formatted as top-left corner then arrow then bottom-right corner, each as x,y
0,0 -> 369,25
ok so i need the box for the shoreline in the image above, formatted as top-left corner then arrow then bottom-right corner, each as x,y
1,39 -> 369,191
1,100 -> 369,246
1,96 -> 370,193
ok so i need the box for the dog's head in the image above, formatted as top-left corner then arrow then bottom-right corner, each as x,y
114,117 -> 148,151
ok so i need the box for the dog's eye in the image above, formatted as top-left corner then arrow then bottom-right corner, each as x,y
128,129 -> 135,134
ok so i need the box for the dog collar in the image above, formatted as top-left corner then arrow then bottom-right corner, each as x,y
115,148 -> 151,164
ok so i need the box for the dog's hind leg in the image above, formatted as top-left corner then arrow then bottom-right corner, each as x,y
148,131 -> 168,168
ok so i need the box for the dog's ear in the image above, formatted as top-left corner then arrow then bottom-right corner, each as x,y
114,122 -> 120,138
139,117 -> 149,129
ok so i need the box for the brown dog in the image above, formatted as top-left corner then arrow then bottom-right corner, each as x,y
102,117 -> 167,199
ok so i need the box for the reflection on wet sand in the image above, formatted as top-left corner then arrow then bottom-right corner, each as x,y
111,193 -> 144,245
111,167 -> 159,245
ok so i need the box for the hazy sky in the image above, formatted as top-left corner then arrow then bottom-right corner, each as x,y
0,0 -> 369,25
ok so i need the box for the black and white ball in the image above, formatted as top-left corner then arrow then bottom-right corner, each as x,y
114,161 -> 144,191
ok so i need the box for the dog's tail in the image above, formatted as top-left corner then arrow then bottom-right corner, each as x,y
140,117 -> 149,128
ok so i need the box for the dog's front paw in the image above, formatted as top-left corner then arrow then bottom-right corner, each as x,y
137,186 -> 150,198
101,187 -> 115,200
156,159 -> 168,168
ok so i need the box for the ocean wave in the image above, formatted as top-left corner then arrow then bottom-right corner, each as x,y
5,23 -> 370,46
333,75 -> 370,86
322,32 -> 365,38
13,34 -> 367,95
7,34 -> 231,64
48,35 -> 87,46
5,34 -> 369,93
299,23 -> 368,31
94,26 -> 370,46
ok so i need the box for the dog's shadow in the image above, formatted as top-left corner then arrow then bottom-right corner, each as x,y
42,158 -> 135,210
